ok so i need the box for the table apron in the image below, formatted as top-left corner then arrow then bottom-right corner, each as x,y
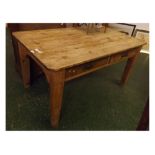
65,47 -> 140,81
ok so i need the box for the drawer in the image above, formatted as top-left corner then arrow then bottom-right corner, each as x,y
109,48 -> 138,64
65,56 -> 109,80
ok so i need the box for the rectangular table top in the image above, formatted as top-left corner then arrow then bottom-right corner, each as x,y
13,27 -> 145,71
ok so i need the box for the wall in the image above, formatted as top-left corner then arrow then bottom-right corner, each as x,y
129,23 -> 149,31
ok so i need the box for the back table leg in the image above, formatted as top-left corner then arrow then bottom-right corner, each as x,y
18,42 -> 30,88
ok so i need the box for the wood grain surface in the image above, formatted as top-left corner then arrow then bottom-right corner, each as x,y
13,28 -> 145,71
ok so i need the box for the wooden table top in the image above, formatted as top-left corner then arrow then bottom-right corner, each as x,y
13,27 -> 145,71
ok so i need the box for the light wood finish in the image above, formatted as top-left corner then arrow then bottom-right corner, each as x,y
13,28 -> 145,128
13,28 -> 145,71
121,49 -> 140,85
65,47 -> 141,81
65,56 -> 109,81
18,42 -> 30,88
48,70 -> 65,127
8,23 -> 66,80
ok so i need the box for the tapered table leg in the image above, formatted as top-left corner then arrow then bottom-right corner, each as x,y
49,70 -> 65,128
18,42 -> 30,88
121,55 -> 138,85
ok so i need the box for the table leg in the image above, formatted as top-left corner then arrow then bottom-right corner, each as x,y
12,37 -> 21,74
121,54 -> 138,85
18,42 -> 30,88
48,70 -> 65,128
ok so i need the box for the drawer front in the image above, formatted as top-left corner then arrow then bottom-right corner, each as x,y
65,56 -> 109,80
109,48 -> 138,64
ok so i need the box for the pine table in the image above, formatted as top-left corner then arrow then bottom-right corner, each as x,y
13,27 -> 145,127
